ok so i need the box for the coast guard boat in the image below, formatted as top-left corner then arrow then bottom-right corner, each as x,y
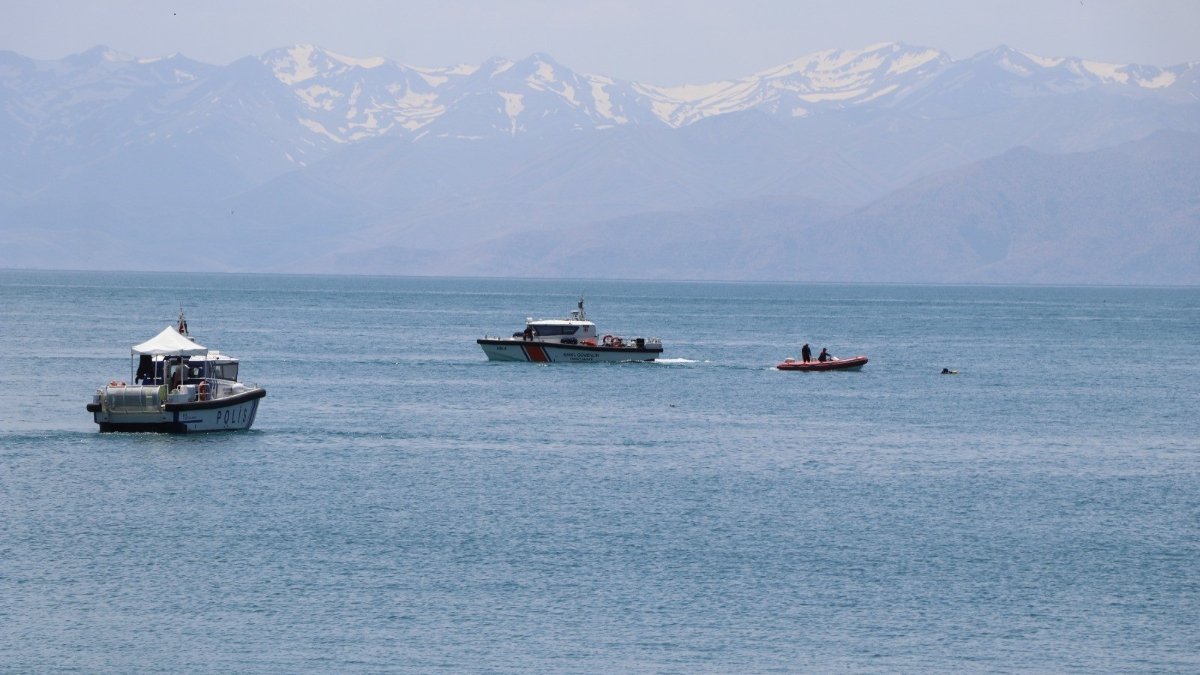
86,311 -> 266,432
478,298 -> 663,363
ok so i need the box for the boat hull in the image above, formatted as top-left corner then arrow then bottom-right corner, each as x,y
89,388 -> 266,433
478,339 -> 662,363
777,355 -> 868,371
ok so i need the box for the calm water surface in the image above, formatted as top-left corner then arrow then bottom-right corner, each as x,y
1,270 -> 1198,672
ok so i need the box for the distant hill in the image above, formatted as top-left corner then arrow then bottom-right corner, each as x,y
355,131 -> 1199,285
819,129 -> 1200,284
1,43 -> 1198,283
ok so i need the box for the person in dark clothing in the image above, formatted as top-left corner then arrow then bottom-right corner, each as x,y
523,325 -> 533,341
801,343 -> 812,363
818,348 -> 830,362
135,354 -> 154,383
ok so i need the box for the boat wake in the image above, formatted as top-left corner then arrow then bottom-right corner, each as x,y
652,358 -> 699,365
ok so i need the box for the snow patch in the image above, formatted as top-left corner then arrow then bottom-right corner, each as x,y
560,84 -> 579,106
297,85 -> 342,110
1019,51 -> 1064,68
797,87 -> 868,103
1081,60 -> 1130,84
858,83 -> 899,103
101,48 -> 134,63
844,53 -> 885,74
824,44 -> 890,71
1000,57 -> 1030,76
657,81 -> 739,103
410,64 -> 480,87
650,98 -> 682,126
887,49 -> 941,75
504,90 -> 528,119
348,122 -> 381,141
590,81 -> 626,123
536,62 -> 555,81
274,45 -> 320,85
1137,71 -> 1176,89
298,118 -> 346,142
860,41 -> 897,54
138,53 -> 183,65
419,74 -> 449,87
392,89 -> 438,107
326,50 -> 385,69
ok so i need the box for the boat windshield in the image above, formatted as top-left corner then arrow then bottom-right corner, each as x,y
211,362 -> 239,381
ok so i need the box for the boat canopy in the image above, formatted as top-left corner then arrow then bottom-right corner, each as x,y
131,326 -> 208,356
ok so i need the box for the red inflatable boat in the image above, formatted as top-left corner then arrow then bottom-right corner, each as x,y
776,355 -> 868,371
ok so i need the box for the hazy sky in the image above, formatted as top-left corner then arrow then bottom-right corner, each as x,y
4,0 -> 1198,84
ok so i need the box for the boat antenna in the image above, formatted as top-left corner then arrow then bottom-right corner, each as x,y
573,296 -> 585,321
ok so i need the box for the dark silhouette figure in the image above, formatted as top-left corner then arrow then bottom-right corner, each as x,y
818,348 -> 830,362
135,354 -> 154,384
801,343 -> 812,363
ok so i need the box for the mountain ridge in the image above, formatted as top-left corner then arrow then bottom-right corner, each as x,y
1,43 -> 1198,284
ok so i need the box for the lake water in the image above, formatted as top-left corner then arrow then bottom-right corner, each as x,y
2,270 -> 1198,672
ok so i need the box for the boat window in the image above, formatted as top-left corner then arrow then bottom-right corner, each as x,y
213,363 -> 239,381
533,325 -> 579,336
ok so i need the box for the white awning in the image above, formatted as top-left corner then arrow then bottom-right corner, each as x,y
131,326 -> 208,356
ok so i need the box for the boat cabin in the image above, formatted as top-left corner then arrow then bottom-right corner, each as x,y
134,353 -> 241,386
513,319 -> 599,345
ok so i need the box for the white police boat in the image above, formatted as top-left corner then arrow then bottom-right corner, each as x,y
478,298 -> 663,363
86,312 -> 266,433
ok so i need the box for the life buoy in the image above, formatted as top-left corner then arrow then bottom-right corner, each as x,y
197,380 -> 210,401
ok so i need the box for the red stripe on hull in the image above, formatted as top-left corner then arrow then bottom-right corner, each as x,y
524,344 -> 550,362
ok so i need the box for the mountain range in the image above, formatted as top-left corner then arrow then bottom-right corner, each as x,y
1,42 -> 1197,283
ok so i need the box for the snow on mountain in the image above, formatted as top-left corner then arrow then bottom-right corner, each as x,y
646,42 -> 951,126
259,44 -> 451,144
919,45 -> 1198,103
2,39 -> 1195,219
1005,47 -> 1180,90
410,52 -> 666,139
252,47 -> 670,144
3,41 -> 1195,156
